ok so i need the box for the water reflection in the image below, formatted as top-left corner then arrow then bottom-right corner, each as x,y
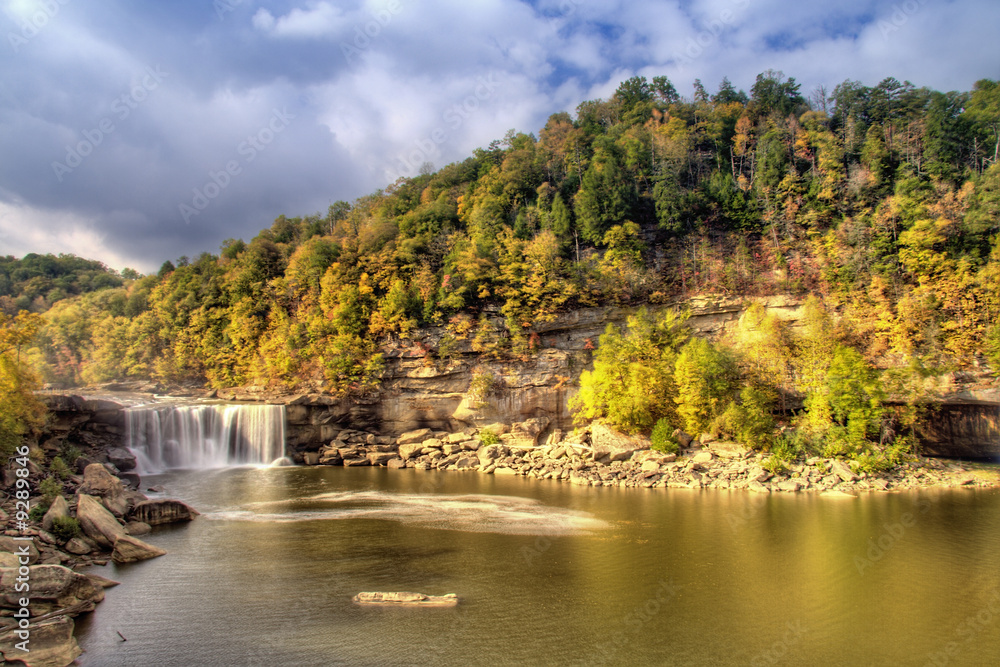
75,466 -> 1000,666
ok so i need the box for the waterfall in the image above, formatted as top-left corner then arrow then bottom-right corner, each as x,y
126,402 -> 286,473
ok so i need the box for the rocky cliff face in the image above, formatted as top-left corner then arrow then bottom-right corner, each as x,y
257,296 -> 805,445
40,297 -> 999,460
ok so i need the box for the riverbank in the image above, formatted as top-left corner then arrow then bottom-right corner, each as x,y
300,419 -> 1000,495
0,446 -> 197,666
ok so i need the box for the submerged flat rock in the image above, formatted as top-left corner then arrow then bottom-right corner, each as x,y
353,592 -> 458,607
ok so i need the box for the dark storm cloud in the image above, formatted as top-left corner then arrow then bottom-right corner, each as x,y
1,0 -> 997,272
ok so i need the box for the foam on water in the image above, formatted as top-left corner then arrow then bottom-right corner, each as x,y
204,490 -> 607,535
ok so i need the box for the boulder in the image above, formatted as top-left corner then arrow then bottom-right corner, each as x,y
126,521 -> 152,536
41,495 -> 70,533
0,537 -> 39,564
543,429 -> 564,447
75,493 -> 127,549
477,444 -> 509,465
130,499 -> 199,526
106,447 -> 137,472
78,464 -> 128,516
386,457 -> 407,469
591,423 -> 647,463
641,460 -> 662,473
343,458 -> 371,467
0,616 -> 81,667
455,456 -> 479,469
444,433 -> 469,444
831,460 -> 859,483
318,453 -> 342,466
396,428 -> 432,446
398,443 -> 424,460
74,456 -> 96,474
64,538 -> 92,555
112,534 -> 166,564
777,480 -> 802,493
302,452 -> 320,466
0,564 -> 104,614
692,451 -> 714,464
672,429 -> 694,448
709,442 -> 750,459
367,452 -> 396,466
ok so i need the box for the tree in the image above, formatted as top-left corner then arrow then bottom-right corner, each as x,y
750,70 -> 805,119
570,308 -> 690,433
0,311 -> 45,457
574,140 -> 636,243
673,337 -> 739,435
967,79 -> 1000,168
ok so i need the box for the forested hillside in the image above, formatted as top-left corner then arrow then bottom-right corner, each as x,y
23,71 -> 1000,396
0,254 -> 128,315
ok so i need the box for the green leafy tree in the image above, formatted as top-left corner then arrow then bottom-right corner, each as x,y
571,308 -> 689,433
0,311 -> 45,456
673,337 -> 739,435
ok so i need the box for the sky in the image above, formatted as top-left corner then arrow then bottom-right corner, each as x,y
1,0 -> 998,274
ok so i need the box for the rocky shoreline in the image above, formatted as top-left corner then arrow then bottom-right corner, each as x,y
301,418 -> 1000,495
0,449 -> 197,667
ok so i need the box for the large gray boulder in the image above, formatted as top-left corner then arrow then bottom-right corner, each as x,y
41,495 -> 70,533
78,464 -> 128,516
396,428 -> 432,446
0,564 -> 104,614
590,423 -> 647,462
112,534 -> 166,564
831,459 -> 859,482
0,537 -> 39,565
106,447 -> 137,472
398,443 -> 424,460
0,616 -> 81,667
477,444 -> 509,465
129,499 -> 199,526
75,493 -> 127,549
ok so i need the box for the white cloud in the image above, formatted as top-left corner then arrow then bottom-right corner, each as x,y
253,2 -> 347,38
0,199 -> 144,272
251,8 -> 275,32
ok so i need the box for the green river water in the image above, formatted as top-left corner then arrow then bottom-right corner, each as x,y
74,465 -> 1000,666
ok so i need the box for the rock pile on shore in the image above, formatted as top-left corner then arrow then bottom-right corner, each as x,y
301,419 -> 999,494
0,459 -> 197,667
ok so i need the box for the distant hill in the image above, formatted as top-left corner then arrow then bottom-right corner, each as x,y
0,253 -> 130,314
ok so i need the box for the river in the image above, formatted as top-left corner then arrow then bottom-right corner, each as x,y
74,465 -> 1000,666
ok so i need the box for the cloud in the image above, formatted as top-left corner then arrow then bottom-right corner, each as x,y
253,2 -> 347,38
0,0 -> 998,273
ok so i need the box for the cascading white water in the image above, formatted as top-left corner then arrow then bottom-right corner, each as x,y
125,403 -> 286,473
